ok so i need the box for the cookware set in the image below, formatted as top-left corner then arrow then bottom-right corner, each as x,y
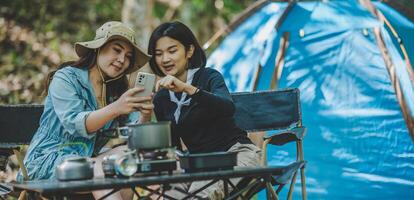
56,121 -> 238,181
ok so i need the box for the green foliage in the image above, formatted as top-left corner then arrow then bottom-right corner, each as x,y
1,0 -> 413,104
0,0 -> 123,103
0,0 -> 251,104
152,0 -> 251,53
1,0 -> 122,41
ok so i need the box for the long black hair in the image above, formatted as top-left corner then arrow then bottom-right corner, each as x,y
147,21 -> 206,76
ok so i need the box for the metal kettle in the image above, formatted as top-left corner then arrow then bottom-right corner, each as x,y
56,156 -> 94,181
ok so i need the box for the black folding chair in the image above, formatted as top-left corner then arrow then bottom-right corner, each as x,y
0,104 -> 44,180
231,88 -> 307,200
0,105 -> 95,200
0,105 -> 43,199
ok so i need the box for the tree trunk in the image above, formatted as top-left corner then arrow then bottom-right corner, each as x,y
122,0 -> 154,87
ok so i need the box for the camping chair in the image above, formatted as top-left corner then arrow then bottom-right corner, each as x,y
0,105 -> 95,200
0,104 -> 96,199
0,104 -> 43,199
230,88 -> 307,200
0,105 -> 44,181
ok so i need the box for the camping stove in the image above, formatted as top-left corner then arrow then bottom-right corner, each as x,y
102,148 -> 177,178
135,148 -> 177,175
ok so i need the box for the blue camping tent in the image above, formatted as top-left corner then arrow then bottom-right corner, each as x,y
206,0 -> 414,199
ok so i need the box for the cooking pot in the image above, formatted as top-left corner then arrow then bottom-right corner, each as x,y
101,121 -> 172,151
124,121 -> 171,151
56,156 -> 94,181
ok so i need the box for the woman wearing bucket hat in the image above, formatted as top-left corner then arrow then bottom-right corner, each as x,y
18,21 -> 151,199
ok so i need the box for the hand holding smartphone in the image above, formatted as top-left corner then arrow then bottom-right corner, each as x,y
134,72 -> 156,98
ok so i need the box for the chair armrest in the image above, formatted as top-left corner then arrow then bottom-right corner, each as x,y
274,161 -> 306,184
235,161 -> 307,199
263,127 -> 306,146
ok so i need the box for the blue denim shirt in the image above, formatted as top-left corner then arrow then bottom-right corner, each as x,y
17,66 -> 138,181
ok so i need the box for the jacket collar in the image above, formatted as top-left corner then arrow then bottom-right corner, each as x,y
67,66 -> 98,109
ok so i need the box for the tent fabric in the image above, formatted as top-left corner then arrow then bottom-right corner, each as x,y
206,0 -> 414,199
208,3 -> 288,92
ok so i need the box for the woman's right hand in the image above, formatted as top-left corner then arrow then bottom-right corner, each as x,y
112,87 -> 152,116
86,87 -> 154,134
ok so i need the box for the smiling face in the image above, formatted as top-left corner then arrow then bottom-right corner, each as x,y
97,39 -> 133,78
154,36 -> 194,81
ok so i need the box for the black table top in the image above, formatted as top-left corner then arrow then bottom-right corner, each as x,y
8,163 -> 303,196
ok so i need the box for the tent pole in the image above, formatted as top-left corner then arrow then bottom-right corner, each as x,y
270,32 -> 290,90
378,12 -> 414,85
269,1 -> 295,89
373,27 -> 414,141
360,0 -> 414,141
360,0 -> 414,85
203,0 -> 269,50
252,64 -> 262,91
275,1 -> 296,31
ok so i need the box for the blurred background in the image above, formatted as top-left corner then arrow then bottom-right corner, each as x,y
0,0 -> 253,104
1,0 -> 414,199
0,0 -> 413,103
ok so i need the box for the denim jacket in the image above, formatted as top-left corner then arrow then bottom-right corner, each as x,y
17,66 -> 138,181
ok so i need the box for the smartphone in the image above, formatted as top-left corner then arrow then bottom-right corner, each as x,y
134,72 -> 156,97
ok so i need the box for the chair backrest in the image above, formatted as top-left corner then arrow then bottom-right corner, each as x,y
230,89 -> 307,200
231,88 -> 301,132
0,105 -> 43,148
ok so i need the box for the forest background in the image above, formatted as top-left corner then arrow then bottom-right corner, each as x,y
1,0 -> 413,104
0,0 -> 253,104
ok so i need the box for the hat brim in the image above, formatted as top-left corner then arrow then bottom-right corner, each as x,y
74,35 -> 151,74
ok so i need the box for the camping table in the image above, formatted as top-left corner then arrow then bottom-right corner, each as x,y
7,164 -> 297,200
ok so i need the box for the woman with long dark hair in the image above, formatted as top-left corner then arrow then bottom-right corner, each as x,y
19,21 -> 153,200
149,21 -> 261,199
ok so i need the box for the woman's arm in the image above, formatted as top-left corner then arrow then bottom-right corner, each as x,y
187,70 -> 235,116
85,87 -> 153,133
156,69 -> 234,117
50,72 -> 152,137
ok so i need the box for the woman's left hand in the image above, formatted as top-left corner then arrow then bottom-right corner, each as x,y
156,75 -> 186,92
156,75 -> 197,94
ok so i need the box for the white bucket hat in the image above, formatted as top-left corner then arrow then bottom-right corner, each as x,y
74,21 -> 150,74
